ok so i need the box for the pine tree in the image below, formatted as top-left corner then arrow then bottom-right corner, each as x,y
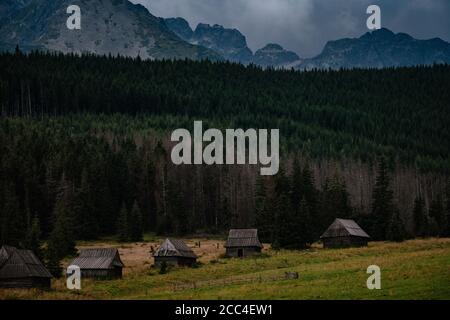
74,169 -> 98,240
413,197 -> 428,237
291,158 -> 303,208
46,244 -> 63,278
293,198 -> 313,249
273,167 -> 292,249
1,182 -> 24,246
321,175 -> 352,234
117,204 -> 129,242
429,197 -> 445,237
14,45 -> 22,56
386,209 -> 407,242
300,164 -> 319,237
254,175 -> 272,243
445,181 -> 450,237
273,192 -> 293,249
24,215 -> 43,260
370,158 -> 395,240
129,201 -> 143,242
46,193 -> 76,273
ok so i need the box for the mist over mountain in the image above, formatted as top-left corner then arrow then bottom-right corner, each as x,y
0,0 -> 221,61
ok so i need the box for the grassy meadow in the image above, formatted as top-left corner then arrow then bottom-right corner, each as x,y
1,237 -> 449,300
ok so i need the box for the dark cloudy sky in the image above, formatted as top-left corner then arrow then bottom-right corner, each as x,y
132,0 -> 450,57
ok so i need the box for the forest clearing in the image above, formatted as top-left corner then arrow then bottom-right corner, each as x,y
1,237 -> 449,300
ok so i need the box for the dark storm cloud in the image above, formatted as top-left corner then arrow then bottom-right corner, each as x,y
132,0 -> 450,57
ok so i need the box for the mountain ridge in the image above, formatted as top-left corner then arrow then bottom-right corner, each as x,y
2,1 -> 450,69
296,28 -> 450,70
164,17 -> 301,67
0,0 -> 222,61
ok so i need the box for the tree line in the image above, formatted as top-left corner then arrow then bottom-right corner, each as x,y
255,157 -> 450,249
1,49 -> 450,172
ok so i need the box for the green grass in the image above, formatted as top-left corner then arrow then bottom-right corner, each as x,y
1,238 -> 449,300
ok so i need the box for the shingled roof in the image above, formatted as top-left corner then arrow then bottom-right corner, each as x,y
224,229 -> 263,248
0,245 -> 52,279
153,239 -> 197,259
70,248 -> 124,270
320,219 -> 370,239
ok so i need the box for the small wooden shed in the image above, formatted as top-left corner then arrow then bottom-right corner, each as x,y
153,238 -> 197,267
0,245 -> 52,289
69,248 -> 124,279
224,229 -> 263,258
320,218 -> 370,248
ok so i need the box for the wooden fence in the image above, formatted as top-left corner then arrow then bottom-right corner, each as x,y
170,272 -> 299,292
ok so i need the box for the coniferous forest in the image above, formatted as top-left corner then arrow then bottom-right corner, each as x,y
1,50 -> 450,267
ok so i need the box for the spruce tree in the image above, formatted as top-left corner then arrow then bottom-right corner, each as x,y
1,182 -> 24,246
445,181 -> 450,237
413,197 -> 428,237
370,158 -> 395,240
129,201 -> 143,242
46,245 -> 63,278
386,209 -> 407,242
273,192 -> 293,249
300,164 -> 319,237
429,197 -> 445,237
273,167 -> 292,249
291,158 -> 303,209
24,215 -> 43,260
74,169 -> 98,240
117,204 -> 129,242
293,198 -> 313,249
46,192 -> 76,275
321,175 -> 352,234
254,175 -> 272,243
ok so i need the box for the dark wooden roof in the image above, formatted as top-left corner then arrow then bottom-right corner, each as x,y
153,239 -> 197,259
0,245 -> 52,279
70,248 -> 124,270
224,229 -> 263,248
320,219 -> 370,239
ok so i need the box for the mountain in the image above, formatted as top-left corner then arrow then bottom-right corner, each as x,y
164,17 -> 194,41
0,0 -> 221,61
297,28 -> 450,70
192,23 -> 254,64
253,43 -> 300,68
165,18 -> 253,64
3,2 -> 449,69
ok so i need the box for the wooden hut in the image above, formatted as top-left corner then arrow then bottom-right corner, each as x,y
224,229 -> 263,258
320,218 -> 370,248
0,245 -> 52,289
153,239 -> 197,267
69,248 -> 124,279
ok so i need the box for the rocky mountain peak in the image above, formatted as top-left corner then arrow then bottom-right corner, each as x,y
297,28 -> 450,70
0,0 -> 221,61
164,17 -> 193,41
254,43 -> 300,67
190,22 -> 253,63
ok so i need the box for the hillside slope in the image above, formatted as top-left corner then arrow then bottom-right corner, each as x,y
0,0 -> 221,60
